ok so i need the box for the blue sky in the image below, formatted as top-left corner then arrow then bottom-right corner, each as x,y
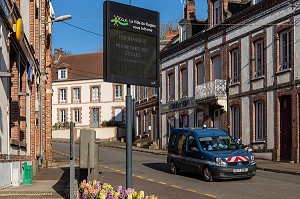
52,0 -> 208,55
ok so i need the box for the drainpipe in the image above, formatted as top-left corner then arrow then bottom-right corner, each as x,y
38,0 -> 43,165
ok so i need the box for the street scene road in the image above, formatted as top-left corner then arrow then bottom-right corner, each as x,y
53,141 -> 300,199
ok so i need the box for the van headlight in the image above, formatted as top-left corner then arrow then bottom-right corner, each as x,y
215,157 -> 227,167
250,155 -> 255,164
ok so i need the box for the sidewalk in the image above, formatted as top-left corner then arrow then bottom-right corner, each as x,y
98,139 -> 300,176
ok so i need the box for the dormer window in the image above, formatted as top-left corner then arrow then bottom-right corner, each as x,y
214,0 -> 221,25
180,24 -> 187,42
58,68 -> 67,80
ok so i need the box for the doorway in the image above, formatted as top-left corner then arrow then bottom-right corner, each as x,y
280,96 -> 292,160
92,108 -> 99,128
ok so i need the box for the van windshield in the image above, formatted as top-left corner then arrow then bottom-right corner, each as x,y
199,135 -> 238,151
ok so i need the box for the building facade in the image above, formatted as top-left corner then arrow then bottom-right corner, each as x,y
0,0 -> 54,188
52,49 -> 127,129
160,0 -> 300,163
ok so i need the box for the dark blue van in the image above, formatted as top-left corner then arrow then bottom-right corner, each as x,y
167,127 -> 256,181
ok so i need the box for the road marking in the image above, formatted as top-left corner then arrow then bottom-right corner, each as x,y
147,178 -> 154,181
204,194 -> 218,198
157,181 -> 167,185
187,189 -> 197,193
136,175 -> 144,179
171,185 -> 182,189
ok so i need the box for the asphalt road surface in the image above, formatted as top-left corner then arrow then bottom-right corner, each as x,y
53,141 -> 300,199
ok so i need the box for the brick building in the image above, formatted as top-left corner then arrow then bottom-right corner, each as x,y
0,0 -> 54,188
160,0 -> 300,163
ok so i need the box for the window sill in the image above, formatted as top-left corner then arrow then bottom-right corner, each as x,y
228,82 -> 240,88
276,68 -> 291,75
251,75 -> 265,82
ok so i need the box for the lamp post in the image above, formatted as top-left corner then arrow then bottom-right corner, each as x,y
38,9 -> 71,165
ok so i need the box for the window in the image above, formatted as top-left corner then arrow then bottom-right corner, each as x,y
143,87 -> 148,99
73,88 -> 80,102
115,108 -> 123,122
58,68 -> 67,80
169,133 -> 177,148
231,49 -> 239,83
231,106 -> 240,140
212,56 -> 221,79
73,109 -> 80,123
254,40 -> 264,77
136,86 -> 141,100
60,89 -> 66,102
187,135 -> 198,152
60,109 -> 66,123
255,101 -> 264,140
152,87 -> 157,96
214,0 -> 221,25
180,24 -> 187,42
254,0 -> 264,4
279,30 -> 291,70
92,87 -> 99,101
115,85 -> 122,100
197,63 -> 205,85
181,68 -> 188,98
168,73 -> 175,101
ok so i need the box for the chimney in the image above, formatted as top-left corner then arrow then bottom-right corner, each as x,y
186,0 -> 196,20
165,29 -> 179,41
54,48 -> 64,62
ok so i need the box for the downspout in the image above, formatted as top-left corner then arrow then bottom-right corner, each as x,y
38,0 -> 43,165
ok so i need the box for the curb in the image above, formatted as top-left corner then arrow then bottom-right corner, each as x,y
256,167 -> 300,175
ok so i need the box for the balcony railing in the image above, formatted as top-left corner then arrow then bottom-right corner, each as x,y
195,79 -> 226,101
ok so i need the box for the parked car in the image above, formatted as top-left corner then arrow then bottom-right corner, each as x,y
167,127 -> 256,182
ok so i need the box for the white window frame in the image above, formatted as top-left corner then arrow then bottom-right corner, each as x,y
254,40 -> 264,77
279,30 -> 291,70
60,109 -> 66,123
60,89 -> 66,102
115,85 -> 122,100
92,87 -> 99,101
152,87 -> 157,97
143,87 -> 148,99
180,24 -> 187,42
73,109 -> 80,123
231,49 -> 239,83
136,86 -> 141,100
255,101 -> 264,141
58,68 -> 67,80
73,88 -> 80,102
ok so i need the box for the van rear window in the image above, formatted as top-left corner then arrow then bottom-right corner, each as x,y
169,133 -> 177,148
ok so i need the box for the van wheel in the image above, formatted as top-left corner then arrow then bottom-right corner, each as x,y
203,166 -> 213,182
170,161 -> 178,175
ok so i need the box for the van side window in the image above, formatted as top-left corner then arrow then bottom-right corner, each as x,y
169,133 -> 177,148
187,135 -> 198,152
177,133 -> 187,155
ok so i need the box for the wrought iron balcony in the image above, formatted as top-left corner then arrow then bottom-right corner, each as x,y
195,79 -> 227,101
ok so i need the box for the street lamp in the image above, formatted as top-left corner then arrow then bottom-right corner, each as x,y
38,13 -> 72,166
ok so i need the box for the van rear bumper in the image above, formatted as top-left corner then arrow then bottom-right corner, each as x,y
210,164 -> 257,179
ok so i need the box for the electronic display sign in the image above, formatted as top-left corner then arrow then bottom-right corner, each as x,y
104,1 -> 159,87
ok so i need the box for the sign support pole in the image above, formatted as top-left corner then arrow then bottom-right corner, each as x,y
126,84 -> 132,188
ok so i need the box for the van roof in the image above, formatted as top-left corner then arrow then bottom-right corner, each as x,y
171,128 -> 228,137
